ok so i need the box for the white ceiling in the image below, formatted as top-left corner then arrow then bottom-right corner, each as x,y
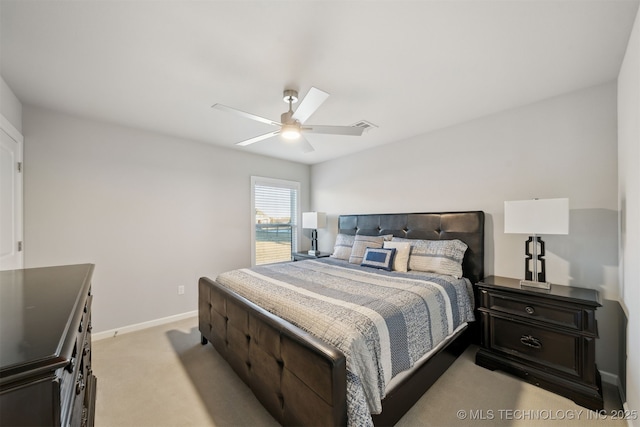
1,0 -> 638,165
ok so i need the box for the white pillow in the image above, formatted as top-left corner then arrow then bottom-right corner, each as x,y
383,241 -> 411,272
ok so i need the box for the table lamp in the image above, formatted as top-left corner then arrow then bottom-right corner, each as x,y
302,212 -> 326,256
504,198 -> 569,289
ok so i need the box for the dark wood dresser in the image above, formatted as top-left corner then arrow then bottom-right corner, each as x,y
475,275 -> 603,410
0,264 -> 97,426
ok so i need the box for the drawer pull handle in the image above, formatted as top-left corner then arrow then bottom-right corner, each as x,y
520,335 -> 542,349
76,373 -> 85,395
66,357 -> 76,373
525,306 -> 535,315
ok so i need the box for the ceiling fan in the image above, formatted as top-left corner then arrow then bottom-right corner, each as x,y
211,87 -> 365,153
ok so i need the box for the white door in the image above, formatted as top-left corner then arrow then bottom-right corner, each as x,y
0,119 -> 23,271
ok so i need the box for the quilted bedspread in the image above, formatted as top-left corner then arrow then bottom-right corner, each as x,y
215,257 -> 475,427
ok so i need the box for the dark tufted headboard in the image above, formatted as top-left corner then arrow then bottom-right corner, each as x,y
338,211 -> 485,284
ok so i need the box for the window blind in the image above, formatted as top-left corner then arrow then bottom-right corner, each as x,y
252,177 -> 299,265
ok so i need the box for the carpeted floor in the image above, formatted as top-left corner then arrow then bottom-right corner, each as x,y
93,317 -> 625,427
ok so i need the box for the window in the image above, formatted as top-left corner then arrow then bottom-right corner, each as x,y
251,177 -> 300,266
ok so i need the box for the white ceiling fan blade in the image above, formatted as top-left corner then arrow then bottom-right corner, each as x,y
212,104 -> 281,127
295,136 -> 315,153
236,130 -> 280,146
291,87 -> 329,124
303,125 -> 364,136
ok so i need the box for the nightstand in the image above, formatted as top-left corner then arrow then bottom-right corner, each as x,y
475,275 -> 603,410
292,252 -> 331,261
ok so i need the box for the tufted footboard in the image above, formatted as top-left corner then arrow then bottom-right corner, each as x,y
198,277 -> 348,427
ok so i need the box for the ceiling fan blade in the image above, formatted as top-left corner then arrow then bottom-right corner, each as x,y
212,104 -> 281,127
303,125 -> 364,136
291,87 -> 330,124
236,130 -> 280,146
295,136 -> 315,153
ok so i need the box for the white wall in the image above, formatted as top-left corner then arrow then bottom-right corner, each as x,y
312,82 -> 621,376
618,4 -> 640,422
23,106 -> 310,333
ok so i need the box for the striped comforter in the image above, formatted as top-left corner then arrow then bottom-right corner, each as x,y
216,257 -> 475,427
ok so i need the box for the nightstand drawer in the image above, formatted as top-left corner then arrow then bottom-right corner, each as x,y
486,292 -> 581,330
489,316 -> 580,378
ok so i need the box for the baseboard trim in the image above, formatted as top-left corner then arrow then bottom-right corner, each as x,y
617,376 -> 627,404
623,401 -> 636,427
599,369 -> 618,386
93,310 -> 197,341
600,368 -> 631,422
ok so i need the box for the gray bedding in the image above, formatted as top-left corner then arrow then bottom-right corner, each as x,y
216,257 -> 475,427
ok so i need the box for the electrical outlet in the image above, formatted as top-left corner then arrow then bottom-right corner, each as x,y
178,285 -> 185,295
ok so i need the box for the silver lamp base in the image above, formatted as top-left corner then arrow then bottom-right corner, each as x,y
520,279 -> 551,290
308,250 -> 320,256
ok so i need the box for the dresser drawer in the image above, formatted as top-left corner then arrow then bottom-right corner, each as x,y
60,292 -> 93,426
489,315 -> 580,378
485,291 -> 584,330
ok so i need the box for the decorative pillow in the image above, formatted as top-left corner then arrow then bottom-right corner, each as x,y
349,235 -> 385,264
361,247 -> 396,271
383,241 -> 411,272
331,233 -> 356,260
391,237 -> 468,278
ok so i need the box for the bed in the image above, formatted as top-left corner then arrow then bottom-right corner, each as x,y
199,211 -> 484,426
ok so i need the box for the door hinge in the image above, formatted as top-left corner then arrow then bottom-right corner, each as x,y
18,241 -> 23,252
17,162 -> 22,173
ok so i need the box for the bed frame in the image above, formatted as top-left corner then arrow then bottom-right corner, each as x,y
199,211 -> 484,426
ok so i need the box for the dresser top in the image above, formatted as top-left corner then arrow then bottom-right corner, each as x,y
478,275 -> 601,307
0,264 -> 94,378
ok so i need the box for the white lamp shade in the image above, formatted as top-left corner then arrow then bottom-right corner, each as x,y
302,212 -> 326,229
504,198 -> 569,235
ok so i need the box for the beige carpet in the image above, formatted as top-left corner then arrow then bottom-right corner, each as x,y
93,317 -> 624,427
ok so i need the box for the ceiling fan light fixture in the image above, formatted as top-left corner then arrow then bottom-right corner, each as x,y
281,124 -> 301,140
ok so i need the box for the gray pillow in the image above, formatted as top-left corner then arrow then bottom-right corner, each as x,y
391,237 -> 468,278
330,233 -> 356,260
349,235 -> 385,264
